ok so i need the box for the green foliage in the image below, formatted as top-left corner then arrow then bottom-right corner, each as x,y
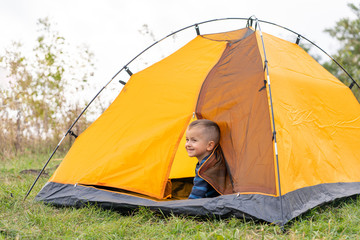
1,153 -> 360,239
0,17 -> 95,158
323,3 -> 360,102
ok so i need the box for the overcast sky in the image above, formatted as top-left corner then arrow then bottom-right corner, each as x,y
0,0 -> 356,98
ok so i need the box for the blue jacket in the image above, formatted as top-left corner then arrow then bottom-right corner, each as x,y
188,155 -> 220,199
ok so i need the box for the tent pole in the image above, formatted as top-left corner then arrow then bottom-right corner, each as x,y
24,135 -> 65,200
257,19 -> 359,91
254,17 -> 285,225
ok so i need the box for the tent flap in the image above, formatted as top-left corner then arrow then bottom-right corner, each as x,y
196,32 -> 276,195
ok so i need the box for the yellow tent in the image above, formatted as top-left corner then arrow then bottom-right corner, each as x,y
36,19 -> 360,225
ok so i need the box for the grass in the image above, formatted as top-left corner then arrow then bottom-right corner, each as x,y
1,153 -> 360,239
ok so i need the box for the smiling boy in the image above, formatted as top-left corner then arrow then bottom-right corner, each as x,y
185,119 -> 220,199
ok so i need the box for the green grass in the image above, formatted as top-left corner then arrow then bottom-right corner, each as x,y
1,153 -> 360,239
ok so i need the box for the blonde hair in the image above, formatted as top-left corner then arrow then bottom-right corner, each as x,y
188,119 -> 220,144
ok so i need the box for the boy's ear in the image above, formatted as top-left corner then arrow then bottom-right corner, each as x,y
206,141 -> 215,151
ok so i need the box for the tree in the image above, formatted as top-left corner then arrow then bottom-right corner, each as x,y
0,17 -> 95,157
323,3 -> 360,102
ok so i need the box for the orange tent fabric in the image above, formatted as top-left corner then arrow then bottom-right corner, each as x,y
260,32 -> 360,195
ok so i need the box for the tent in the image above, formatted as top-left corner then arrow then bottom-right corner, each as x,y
35,18 -> 360,225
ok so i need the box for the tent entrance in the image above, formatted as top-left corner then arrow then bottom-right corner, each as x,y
80,178 -> 194,201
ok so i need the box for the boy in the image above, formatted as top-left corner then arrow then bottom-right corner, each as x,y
185,119 -> 220,199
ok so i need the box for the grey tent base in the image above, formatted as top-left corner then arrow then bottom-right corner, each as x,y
35,181 -> 360,225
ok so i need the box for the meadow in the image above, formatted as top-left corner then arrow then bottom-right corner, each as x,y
1,153 -> 360,239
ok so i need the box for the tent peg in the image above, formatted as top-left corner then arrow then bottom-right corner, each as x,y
119,80 -> 127,85
296,35 -> 301,45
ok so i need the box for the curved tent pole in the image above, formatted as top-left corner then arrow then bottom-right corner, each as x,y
24,17 -> 359,200
247,16 -> 359,90
258,20 -> 359,90
128,17 -> 359,90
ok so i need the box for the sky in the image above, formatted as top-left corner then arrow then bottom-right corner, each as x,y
0,0 -> 357,101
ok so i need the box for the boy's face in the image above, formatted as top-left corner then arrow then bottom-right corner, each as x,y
185,126 -> 214,161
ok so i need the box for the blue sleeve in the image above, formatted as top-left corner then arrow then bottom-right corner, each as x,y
188,175 -> 210,199
188,158 -> 219,199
